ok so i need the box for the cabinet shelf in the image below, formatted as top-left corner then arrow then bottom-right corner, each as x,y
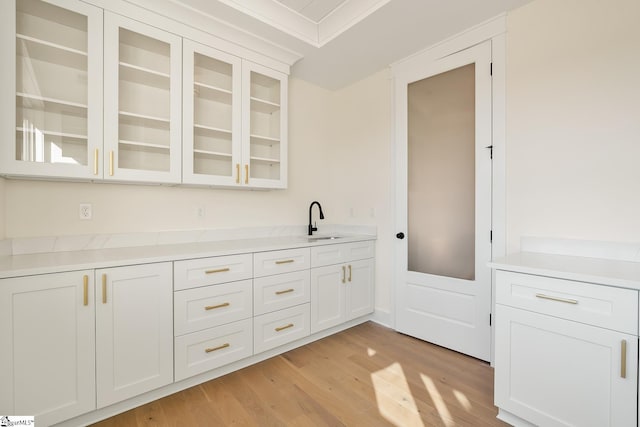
17,92 -> 87,112
16,127 -> 87,141
250,97 -> 280,114
194,124 -> 232,135
194,149 -> 232,158
120,61 -> 169,89
17,33 -> 87,70
119,111 -> 170,128
250,134 -> 279,144
119,139 -> 170,150
250,156 -> 280,164
194,82 -> 232,104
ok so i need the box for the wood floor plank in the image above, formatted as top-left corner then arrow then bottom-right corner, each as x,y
92,322 -> 507,427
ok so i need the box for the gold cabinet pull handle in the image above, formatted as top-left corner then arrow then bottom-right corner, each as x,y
236,163 -> 240,184
342,265 -> 346,283
275,288 -> 294,295
205,267 -> 230,274
245,164 -> 249,184
83,275 -> 89,306
348,265 -> 352,282
535,293 -> 578,305
205,302 -> 230,311
109,151 -> 114,176
621,339 -> 627,378
205,343 -> 230,353
275,323 -> 294,332
275,259 -> 294,265
94,148 -> 99,175
102,274 -> 107,304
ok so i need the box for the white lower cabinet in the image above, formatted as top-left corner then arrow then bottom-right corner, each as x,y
0,239 -> 375,425
494,270 -> 639,427
0,271 -> 96,426
310,243 -> 375,334
95,263 -> 174,408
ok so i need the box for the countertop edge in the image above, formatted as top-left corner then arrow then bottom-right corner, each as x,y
489,251 -> 640,290
0,235 -> 377,279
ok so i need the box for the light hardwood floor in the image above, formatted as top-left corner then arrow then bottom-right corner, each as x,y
92,322 -> 507,426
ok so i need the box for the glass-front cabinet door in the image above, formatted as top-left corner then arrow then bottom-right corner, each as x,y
103,12 -> 182,184
0,0 -> 103,179
182,39 -> 241,186
242,60 -> 288,189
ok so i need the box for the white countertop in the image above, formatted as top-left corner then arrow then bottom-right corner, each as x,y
0,234 -> 376,279
490,252 -> 640,290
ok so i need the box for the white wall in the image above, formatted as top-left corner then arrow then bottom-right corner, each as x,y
0,177 -> 5,239
505,0 -> 640,252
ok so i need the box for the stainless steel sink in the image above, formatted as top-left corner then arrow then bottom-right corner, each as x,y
307,235 -> 343,241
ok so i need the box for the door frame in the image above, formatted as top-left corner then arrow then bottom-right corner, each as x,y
390,15 -> 506,364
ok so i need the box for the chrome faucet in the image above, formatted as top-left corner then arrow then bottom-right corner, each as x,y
308,201 -> 324,236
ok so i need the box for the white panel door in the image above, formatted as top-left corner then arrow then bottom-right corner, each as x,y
394,41 -> 493,361
96,263 -> 173,408
495,305 -> 638,427
0,271 -> 95,426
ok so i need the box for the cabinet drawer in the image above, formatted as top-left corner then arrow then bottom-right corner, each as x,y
174,254 -> 252,290
496,271 -> 638,334
253,247 -> 310,277
254,304 -> 310,353
174,280 -> 252,335
174,319 -> 252,381
311,241 -> 374,267
254,270 -> 310,316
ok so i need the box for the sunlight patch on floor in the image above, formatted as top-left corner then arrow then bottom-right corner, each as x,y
367,347 -> 377,357
371,362 -> 424,427
453,389 -> 472,411
421,374 -> 455,427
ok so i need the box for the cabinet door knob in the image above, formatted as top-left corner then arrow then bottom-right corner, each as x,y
396,232 -> 405,239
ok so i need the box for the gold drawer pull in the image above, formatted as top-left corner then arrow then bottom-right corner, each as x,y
102,274 -> 107,304
205,267 -> 230,274
205,343 -> 230,353
205,302 -> 230,311
83,275 -> 89,306
275,288 -> 294,295
275,259 -> 294,265
348,264 -> 352,282
245,164 -> 249,184
236,163 -> 240,184
275,323 -> 294,332
94,148 -> 99,175
535,293 -> 578,305
621,340 -> 627,378
342,265 -> 346,283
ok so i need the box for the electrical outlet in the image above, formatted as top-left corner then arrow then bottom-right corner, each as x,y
79,203 -> 92,220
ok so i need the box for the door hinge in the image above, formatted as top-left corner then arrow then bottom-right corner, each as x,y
489,313 -> 492,326
490,62 -> 493,76
486,145 -> 493,159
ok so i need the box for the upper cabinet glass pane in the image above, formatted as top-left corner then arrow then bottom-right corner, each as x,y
192,52 -> 234,177
249,71 -> 281,182
15,0 -> 89,165
117,28 -> 171,172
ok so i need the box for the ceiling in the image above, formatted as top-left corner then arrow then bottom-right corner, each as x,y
160,0 -> 534,89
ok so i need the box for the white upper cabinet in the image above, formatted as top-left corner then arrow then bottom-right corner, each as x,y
242,60 -> 288,189
1,1 -> 289,187
182,39 -> 242,186
104,12 -> 182,184
0,0 -> 103,179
